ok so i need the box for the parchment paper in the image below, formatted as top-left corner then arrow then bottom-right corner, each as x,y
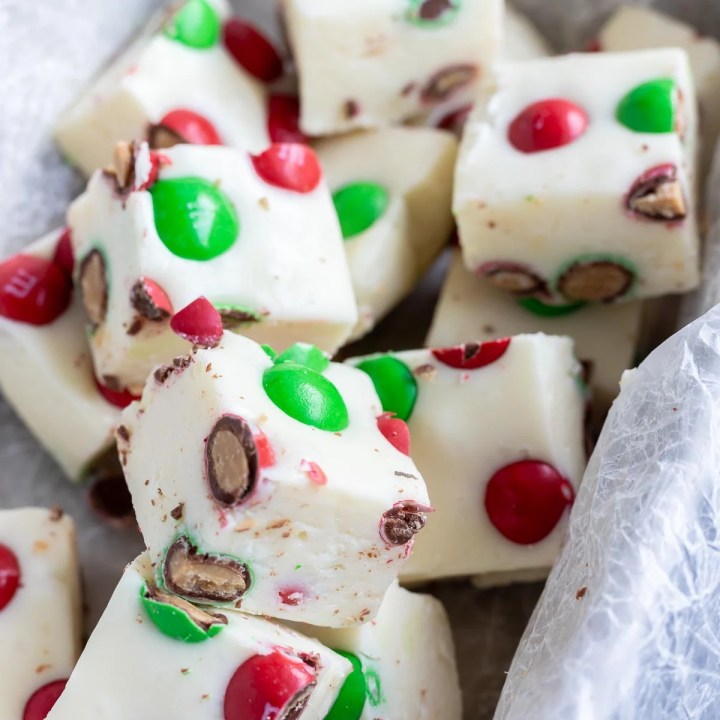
1,1 -> 719,718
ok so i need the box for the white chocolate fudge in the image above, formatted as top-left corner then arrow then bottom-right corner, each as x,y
118,332 -> 431,627
455,49 -> 700,304
47,555 -> 350,720
282,0 -> 502,136
291,581 -> 462,719
315,127 -> 457,339
55,0 -> 270,176
0,508 -> 81,720
0,230 -> 121,482
599,5 -> 720,178
426,250 -> 642,414
349,334 -> 586,583
504,5 -> 552,61
68,141 -> 357,393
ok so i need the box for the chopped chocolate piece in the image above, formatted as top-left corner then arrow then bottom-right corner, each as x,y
154,366 -> 174,385
170,503 -> 185,521
79,249 -> 108,328
130,280 -> 172,322
144,582 -> 227,632
421,64 -> 478,104
379,501 -> 428,546
218,308 -> 261,330
148,123 -> 184,151
557,260 -> 634,302
626,164 -> 686,220
206,415 -> 258,506
116,425 -> 131,443
344,99 -> 360,118
86,448 -> 135,528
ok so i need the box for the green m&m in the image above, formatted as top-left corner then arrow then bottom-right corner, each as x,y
150,178 -> 239,261
406,0 -> 461,26
616,78 -> 676,133
332,182 -> 389,240
274,343 -> 330,373
355,355 -> 417,421
517,297 -> 586,318
263,364 -> 349,432
164,0 -> 221,49
324,650 -> 366,720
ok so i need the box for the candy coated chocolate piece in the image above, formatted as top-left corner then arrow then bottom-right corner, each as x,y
355,356 -> 417,421
432,338 -> 510,369
332,182 -> 390,240
379,501 -> 429,546
223,649 -> 316,720
130,278 -> 173,324
556,255 -> 636,302
616,78 -> 676,133
508,98 -> 589,153
251,144 -> 322,194
324,650 -> 366,720
223,19 -> 284,83
53,229 -> 74,279
476,261 -> 547,296
420,63 -> 478,104
86,456 -> 135,529
626,163 -> 686,220
150,109 -> 223,148
484,459 -> 575,544
23,680 -> 67,720
170,297 -> 224,347
94,378 -> 140,409
0,543 -> 20,611
0,255 -> 71,326
216,305 -> 261,329
406,0 -> 461,26
268,95 -> 307,145
150,177 -> 239,261
263,364 -> 349,432
376,413 -> 410,455
164,0 -> 221,49
517,297 -> 585,317
274,343 -> 330,373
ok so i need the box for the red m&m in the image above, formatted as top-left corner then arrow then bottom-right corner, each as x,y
508,99 -> 588,154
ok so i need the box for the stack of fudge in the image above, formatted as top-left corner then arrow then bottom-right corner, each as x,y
1,0 -> 719,716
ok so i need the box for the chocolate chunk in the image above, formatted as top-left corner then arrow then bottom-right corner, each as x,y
170,503 -> 185,521
154,366 -> 174,385
344,99 -> 360,119
421,64 -> 477,104
626,164 -> 686,221
206,415 -> 258,507
379,501 -> 428,546
130,280 -> 171,322
79,249 -> 108,328
148,124 -> 184,150
144,583 -> 227,632
103,141 -> 137,193
86,448 -> 135,528
218,308 -> 260,330
163,536 -> 251,603
557,260 -> 634,302
116,425 -> 131,443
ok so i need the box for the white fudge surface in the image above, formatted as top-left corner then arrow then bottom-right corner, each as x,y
119,332 -> 430,627
0,508 -> 81,720
504,4 -> 552,61
455,49 -> 700,304
315,127 -> 457,339
426,250 -> 642,413
350,335 -> 586,583
69,142 -> 357,392
282,0 -> 502,135
0,231 -> 119,481
47,555 -> 350,720
55,0 -> 269,176
292,581 -> 463,720
599,5 -> 720,175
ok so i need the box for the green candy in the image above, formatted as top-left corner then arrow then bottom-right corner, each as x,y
364,667 -> 384,707
150,178 -> 239,261
164,0 -> 221,49
274,343 -> 329,373
332,182 -> 390,240
140,585 -> 224,644
406,0 -> 461,26
616,78 -> 676,133
355,355 -> 417,421
517,297 -> 586,318
263,364 -> 349,432
261,344 -> 278,361
324,651 -> 367,720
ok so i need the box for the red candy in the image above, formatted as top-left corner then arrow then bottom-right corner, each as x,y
484,460 -> 575,545
254,429 -> 276,469
436,103 -> 472,135
0,254 -> 72,326
267,94 -> 308,145
52,229 -> 75,279
508,99 -> 588,154
224,649 -> 316,720
95,378 -> 140,409
170,296 -> 223,348
251,144 -> 322,194
0,543 -> 20,611
432,339 -> 510,370
300,459 -> 327,486
136,278 -> 174,317
223,19 -> 284,83
278,586 -> 305,606
377,413 -> 411,455
158,109 -> 223,146
23,680 -> 67,720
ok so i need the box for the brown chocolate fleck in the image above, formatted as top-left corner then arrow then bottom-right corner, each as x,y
48,507 -> 64,522
126,318 -> 144,336
154,365 -> 174,385
421,64 -> 478,104
557,261 -> 634,302
170,503 -> 185,521
379,501 -> 428,546
173,356 -> 192,371
163,535 -> 251,603
130,280 -> 171,322
576,586 -> 588,600
148,123 -> 184,150
144,582 -> 228,632
344,99 -> 361,119
117,425 -> 131,443
79,249 -> 108,328
394,471 -> 418,479
413,363 -> 436,379
218,308 -> 260,330
205,415 -> 258,507
626,165 -> 686,221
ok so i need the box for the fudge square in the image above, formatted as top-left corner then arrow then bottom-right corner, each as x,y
454,49 -> 700,304
315,127 -> 457,339
68,140 -> 357,394
55,0 -> 271,177
291,581 -> 462,720
46,555 -> 350,720
118,331 -> 431,627
426,249 -> 643,416
0,508 -> 81,720
350,334 -> 586,583
281,0 -> 503,136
